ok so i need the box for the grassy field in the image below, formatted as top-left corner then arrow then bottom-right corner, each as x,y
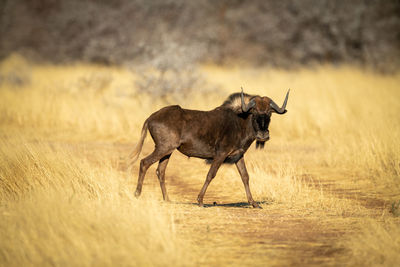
1,54 -> 399,266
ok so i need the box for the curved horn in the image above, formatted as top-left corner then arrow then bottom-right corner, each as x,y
270,89 -> 290,114
241,87 -> 255,113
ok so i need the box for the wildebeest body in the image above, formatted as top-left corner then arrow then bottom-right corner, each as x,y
148,105 -> 253,161
130,89 -> 289,208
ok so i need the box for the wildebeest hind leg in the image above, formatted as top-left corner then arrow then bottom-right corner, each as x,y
156,154 -> 171,201
135,148 -> 174,198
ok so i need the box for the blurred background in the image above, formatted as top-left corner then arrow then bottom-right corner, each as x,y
1,0 -> 399,70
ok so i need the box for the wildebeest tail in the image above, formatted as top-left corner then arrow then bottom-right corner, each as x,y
128,120 -> 148,168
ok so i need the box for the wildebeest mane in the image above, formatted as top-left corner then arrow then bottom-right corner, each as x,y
221,92 -> 257,114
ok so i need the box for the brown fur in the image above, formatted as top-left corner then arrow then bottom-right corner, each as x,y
129,91 -> 289,208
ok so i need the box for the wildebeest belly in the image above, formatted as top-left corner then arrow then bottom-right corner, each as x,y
177,140 -> 215,159
178,141 -> 245,164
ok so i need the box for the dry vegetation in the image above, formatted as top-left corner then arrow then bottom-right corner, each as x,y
1,54 -> 400,266
2,0 -> 400,70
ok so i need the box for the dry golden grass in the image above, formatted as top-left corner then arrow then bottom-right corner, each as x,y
0,139 -> 190,267
1,54 -> 399,266
342,218 -> 400,266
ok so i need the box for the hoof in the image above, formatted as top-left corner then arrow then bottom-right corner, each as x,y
252,202 -> 262,209
134,190 -> 141,198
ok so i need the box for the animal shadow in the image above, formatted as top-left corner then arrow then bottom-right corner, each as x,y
174,200 -> 273,208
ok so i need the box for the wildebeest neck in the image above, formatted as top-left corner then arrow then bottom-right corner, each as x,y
240,113 -> 258,146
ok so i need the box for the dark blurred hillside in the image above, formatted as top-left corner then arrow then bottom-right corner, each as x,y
1,0 -> 399,70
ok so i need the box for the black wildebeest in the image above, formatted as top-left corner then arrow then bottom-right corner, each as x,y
129,88 -> 289,208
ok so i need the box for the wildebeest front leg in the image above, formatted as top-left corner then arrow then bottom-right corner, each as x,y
197,155 -> 226,207
156,154 -> 171,201
235,156 -> 261,209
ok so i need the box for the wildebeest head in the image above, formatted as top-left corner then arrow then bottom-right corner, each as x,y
240,87 -> 290,149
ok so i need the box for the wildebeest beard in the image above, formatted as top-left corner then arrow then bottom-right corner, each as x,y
255,140 -> 265,149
